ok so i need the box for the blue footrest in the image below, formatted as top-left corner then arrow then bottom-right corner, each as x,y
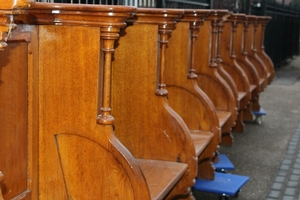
252,107 -> 266,116
213,154 -> 235,171
193,172 -> 250,196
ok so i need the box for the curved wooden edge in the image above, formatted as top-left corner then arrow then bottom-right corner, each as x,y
0,0 -> 34,10
15,2 -> 137,27
54,132 -> 152,200
126,8 -> 183,25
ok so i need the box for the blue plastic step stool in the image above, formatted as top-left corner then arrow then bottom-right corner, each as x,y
213,154 -> 235,172
252,108 -> 267,124
193,172 -> 250,198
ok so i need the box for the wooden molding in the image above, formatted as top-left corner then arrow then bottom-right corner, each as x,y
0,0 -> 34,50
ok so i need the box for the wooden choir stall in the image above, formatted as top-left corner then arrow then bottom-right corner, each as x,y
0,0 -> 274,199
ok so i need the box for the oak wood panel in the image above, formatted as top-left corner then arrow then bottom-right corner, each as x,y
256,16 -> 275,84
243,15 -> 268,91
164,11 -> 220,180
216,111 -> 231,128
220,16 -> 251,109
194,11 -> 237,146
137,159 -> 188,200
234,17 -> 263,121
220,14 -> 252,133
36,24 -> 151,200
235,21 -> 260,93
0,42 -> 30,199
0,0 -> 34,9
190,133 -> 214,157
111,8 -> 197,199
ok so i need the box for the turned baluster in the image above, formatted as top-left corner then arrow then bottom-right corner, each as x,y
156,25 -> 172,96
188,21 -> 202,79
252,18 -> 258,53
97,27 -> 121,125
210,18 -> 218,68
231,20 -> 238,59
242,18 -> 250,56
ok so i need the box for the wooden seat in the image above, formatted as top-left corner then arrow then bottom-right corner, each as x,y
137,159 -> 188,200
0,3 -> 195,200
190,132 -> 214,157
193,10 -> 237,146
238,92 -> 247,102
216,111 -> 232,128
250,84 -> 256,92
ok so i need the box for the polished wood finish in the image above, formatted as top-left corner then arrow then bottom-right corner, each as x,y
1,3 -> 194,200
0,0 -> 34,50
243,15 -> 268,93
111,8 -> 197,199
220,13 -> 252,133
137,159 -> 188,200
256,16 -> 275,84
233,15 -> 262,122
0,41 -> 31,200
194,10 -> 237,146
164,9 -> 219,180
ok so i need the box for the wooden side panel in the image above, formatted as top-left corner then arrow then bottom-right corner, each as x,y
111,23 -> 197,183
37,25 -> 101,199
36,24 -> 150,200
0,42 -> 29,199
55,134 -> 134,199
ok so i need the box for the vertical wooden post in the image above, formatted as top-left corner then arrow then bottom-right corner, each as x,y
156,24 -> 172,96
188,21 -> 202,79
97,27 -> 121,125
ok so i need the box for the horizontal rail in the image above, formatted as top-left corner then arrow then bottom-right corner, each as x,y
165,0 -> 209,7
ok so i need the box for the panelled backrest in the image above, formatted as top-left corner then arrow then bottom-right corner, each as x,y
2,3 -> 154,199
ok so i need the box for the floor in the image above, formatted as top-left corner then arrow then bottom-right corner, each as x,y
193,56 -> 300,200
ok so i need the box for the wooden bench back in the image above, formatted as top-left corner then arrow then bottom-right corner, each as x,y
164,9 -> 220,179
193,10 -> 237,145
111,8 -> 198,198
255,16 -> 275,83
243,15 -> 268,91
0,3 -> 160,199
